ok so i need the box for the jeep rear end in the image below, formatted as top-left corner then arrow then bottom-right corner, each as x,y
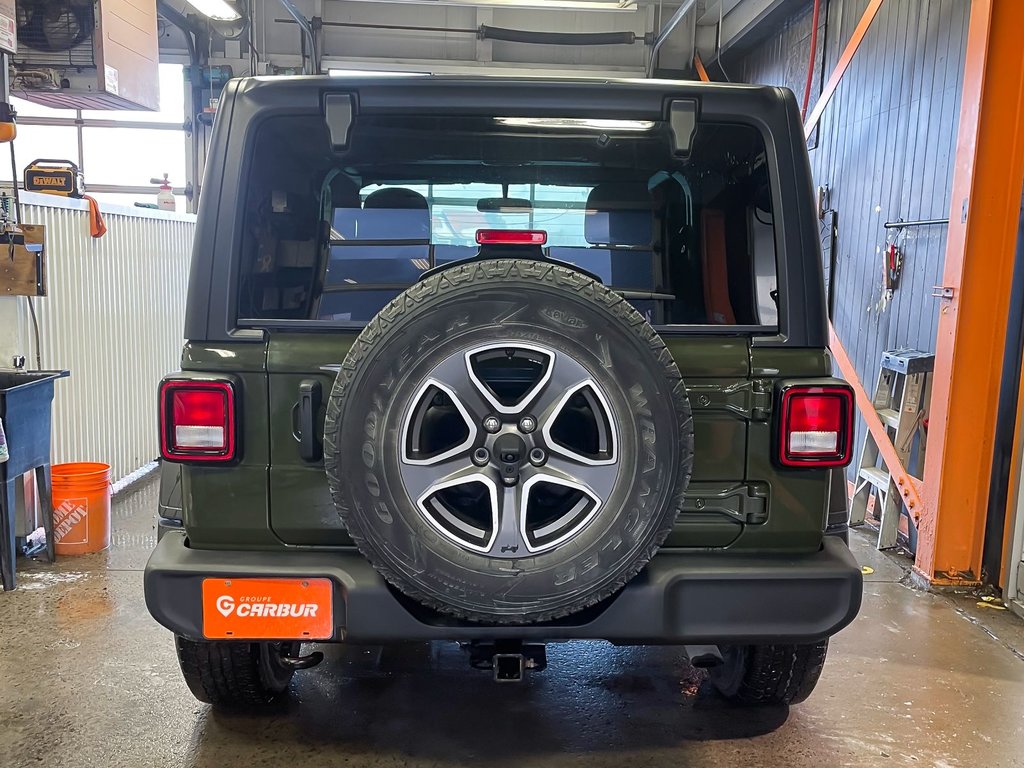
145,76 -> 861,707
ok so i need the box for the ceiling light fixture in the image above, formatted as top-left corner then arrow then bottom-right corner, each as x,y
328,69 -> 430,78
343,0 -> 637,10
182,0 -> 241,21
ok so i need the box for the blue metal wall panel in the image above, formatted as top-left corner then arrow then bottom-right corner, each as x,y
732,0 -> 969,477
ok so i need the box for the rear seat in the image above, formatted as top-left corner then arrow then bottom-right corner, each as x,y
547,183 -> 659,319
320,188 -> 431,321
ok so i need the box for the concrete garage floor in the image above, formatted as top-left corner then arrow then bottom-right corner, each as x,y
3,477 -> 1024,768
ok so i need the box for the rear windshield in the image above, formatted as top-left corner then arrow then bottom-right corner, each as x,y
237,111 -> 778,328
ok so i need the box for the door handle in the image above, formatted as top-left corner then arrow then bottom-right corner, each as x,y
297,379 -> 323,462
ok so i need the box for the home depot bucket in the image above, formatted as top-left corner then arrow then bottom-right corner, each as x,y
52,462 -> 111,555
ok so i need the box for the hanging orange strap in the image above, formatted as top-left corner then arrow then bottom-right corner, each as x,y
82,195 -> 106,238
693,53 -> 711,83
700,209 -> 736,324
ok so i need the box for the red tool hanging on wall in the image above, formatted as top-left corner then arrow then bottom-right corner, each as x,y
886,240 -> 903,291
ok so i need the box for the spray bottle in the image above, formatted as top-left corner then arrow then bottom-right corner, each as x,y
0,417 -> 8,464
154,174 -> 175,212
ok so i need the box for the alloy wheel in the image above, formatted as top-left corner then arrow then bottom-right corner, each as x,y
399,342 -> 620,558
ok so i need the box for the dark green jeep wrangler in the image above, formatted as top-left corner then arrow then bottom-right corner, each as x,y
145,75 -> 862,708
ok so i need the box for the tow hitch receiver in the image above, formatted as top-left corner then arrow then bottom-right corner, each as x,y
494,653 -> 525,682
465,640 -> 547,682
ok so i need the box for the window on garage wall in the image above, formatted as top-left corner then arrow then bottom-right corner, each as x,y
358,182 -> 590,248
1,64 -> 188,209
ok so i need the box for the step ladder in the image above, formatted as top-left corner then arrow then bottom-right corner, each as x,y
850,349 -> 933,550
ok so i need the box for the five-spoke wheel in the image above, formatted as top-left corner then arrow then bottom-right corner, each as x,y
399,342 -> 618,557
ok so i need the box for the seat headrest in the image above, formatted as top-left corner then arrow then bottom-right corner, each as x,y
359,187 -> 430,240
584,183 -> 653,246
364,187 -> 429,211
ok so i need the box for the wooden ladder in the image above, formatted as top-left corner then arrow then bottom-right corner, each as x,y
850,350 -> 933,551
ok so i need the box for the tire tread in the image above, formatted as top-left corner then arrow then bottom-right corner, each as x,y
175,636 -> 290,706
717,641 -> 829,706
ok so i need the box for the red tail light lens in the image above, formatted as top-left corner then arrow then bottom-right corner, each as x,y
160,380 -> 236,462
476,229 -> 547,245
778,385 -> 854,467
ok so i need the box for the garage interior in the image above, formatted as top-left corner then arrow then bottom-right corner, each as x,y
2,0 -> 1024,766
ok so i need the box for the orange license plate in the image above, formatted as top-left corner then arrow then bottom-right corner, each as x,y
202,578 -> 333,640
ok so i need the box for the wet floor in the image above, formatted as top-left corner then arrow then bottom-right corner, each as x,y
2,475 -> 1024,767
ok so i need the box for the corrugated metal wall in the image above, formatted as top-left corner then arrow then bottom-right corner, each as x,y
732,0 -> 969,475
18,194 -> 194,482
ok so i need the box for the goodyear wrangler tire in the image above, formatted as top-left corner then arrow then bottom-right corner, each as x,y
709,641 -> 830,706
324,259 -> 693,623
175,636 -> 299,706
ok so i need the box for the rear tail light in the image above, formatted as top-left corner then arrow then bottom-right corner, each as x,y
476,229 -> 547,245
778,385 -> 854,467
160,379 -> 236,462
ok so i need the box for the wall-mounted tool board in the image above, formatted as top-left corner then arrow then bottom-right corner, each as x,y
0,225 -> 47,297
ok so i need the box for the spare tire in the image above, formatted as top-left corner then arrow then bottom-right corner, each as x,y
324,259 -> 693,623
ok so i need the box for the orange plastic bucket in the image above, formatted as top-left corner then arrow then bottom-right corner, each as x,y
51,462 -> 111,555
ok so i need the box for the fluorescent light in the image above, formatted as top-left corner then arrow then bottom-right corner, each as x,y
495,117 -> 655,132
341,0 -> 636,10
328,69 -> 429,78
183,0 -> 241,21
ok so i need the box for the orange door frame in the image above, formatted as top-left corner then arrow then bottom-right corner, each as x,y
916,0 -> 1024,585
800,0 -> 1024,585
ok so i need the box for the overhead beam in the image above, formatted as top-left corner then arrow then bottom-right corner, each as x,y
647,0 -> 698,76
717,0 -> 803,55
697,0 -> 743,27
916,0 -> 1024,584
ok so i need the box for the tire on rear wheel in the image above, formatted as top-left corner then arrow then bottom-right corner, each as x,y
709,641 -> 829,706
324,258 -> 694,624
175,635 -> 299,706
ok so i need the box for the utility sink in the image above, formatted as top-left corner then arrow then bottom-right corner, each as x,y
0,370 -> 70,392
0,368 -> 69,472
1,368 -> 69,590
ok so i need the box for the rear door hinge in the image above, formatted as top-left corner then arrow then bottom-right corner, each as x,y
686,380 -> 772,421
682,482 -> 770,524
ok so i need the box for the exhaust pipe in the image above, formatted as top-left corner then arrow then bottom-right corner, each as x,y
278,649 -> 324,670
684,644 -> 723,669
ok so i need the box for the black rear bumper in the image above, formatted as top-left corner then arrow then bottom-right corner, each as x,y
145,532 -> 862,645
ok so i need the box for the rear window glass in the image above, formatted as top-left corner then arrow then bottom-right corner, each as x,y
237,112 -> 778,328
